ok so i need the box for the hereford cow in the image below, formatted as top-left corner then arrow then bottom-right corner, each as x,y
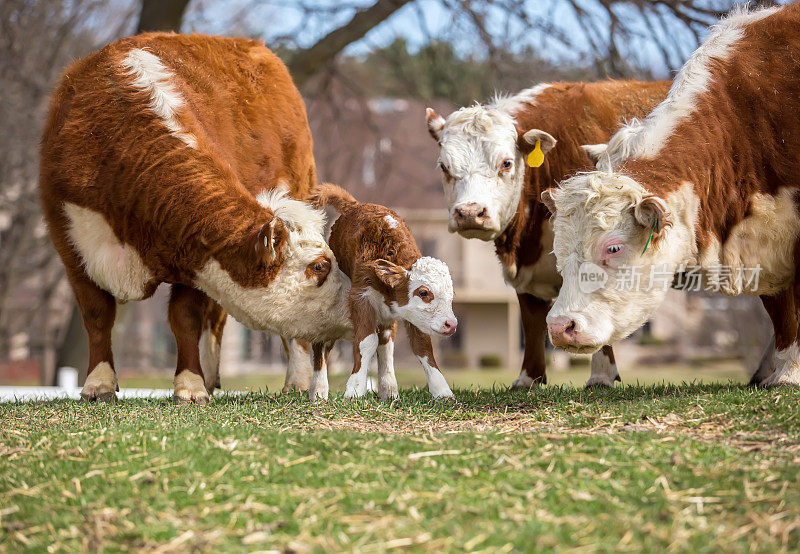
40,34 -> 351,404
542,5 -> 799,387
426,79 -> 669,387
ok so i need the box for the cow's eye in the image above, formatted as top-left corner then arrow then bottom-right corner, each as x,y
313,262 -> 324,272
607,244 -> 623,254
501,159 -> 513,170
437,161 -> 449,174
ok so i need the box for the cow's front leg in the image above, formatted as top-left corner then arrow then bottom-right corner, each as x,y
344,297 -> 378,399
759,289 -> 800,388
168,285 -> 211,405
281,338 -> 313,393
309,341 -> 334,401
406,322 -> 454,399
585,345 -> 620,388
376,322 -> 399,400
749,336 -> 776,386
512,294 -> 548,388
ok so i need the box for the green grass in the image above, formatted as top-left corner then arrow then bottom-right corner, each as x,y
1,383 -> 799,552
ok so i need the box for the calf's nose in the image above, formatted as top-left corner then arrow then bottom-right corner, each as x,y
441,319 -> 458,336
548,316 -> 578,347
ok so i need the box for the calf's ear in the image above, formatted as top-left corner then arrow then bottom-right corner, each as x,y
634,196 -> 671,235
426,108 -> 446,142
367,259 -> 407,288
541,188 -> 557,216
521,129 -> 557,155
251,215 -> 285,265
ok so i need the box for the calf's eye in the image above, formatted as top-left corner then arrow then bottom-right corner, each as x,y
607,245 -> 623,254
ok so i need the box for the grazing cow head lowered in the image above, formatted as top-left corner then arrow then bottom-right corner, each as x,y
541,174 -> 696,353
195,189 -> 352,343
426,106 -> 555,241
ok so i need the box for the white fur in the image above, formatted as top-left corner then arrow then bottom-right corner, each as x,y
383,215 -> 399,229
762,344 -> 800,387
586,349 -> 620,388
309,363 -> 329,401
199,326 -> 222,393
417,356 -> 454,399
282,338 -> 313,393
121,49 -> 197,148
492,83 -> 551,114
599,7 -> 778,167
511,371 -> 536,389
81,361 -> 117,399
344,334 -> 379,398
377,335 -> 399,400
173,369 -> 209,403
194,192 -> 352,342
393,257 -> 457,336
63,203 -> 153,302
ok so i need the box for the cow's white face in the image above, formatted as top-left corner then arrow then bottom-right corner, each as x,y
426,107 -> 555,241
195,189 -> 352,342
543,173 -> 694,352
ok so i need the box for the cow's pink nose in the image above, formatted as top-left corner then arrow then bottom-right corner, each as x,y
548,316 -> 578,347
441,320 -> 458,336
453,203 -> 489,228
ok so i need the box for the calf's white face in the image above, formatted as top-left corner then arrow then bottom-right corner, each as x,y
426,107 -> 555,241
370,256 -> 458,337
543,173 -> 694,353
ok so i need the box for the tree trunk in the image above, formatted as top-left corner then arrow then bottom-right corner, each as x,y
136,0 -> 191,34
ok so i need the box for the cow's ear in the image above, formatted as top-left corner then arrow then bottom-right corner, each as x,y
634,196 -> 672,237
367,259 -> 407,288
581,144 -> 608,166
251,215 -> 285,265
541,188 -> 558,216
426,108 -> 446,142
521,129 -> 557,155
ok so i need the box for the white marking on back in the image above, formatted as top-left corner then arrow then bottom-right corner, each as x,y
121,48 -> 197,148
492,83 -> 551,115
603,6 -> 778,164
64,203 -> 153,302
383,214 -> 399,229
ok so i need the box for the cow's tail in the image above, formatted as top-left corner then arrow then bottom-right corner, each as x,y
312,183 -> 358,213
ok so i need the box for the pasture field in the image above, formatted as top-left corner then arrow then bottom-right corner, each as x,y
1,383 -> 799,552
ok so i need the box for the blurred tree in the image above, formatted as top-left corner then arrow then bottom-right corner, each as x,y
137,0 -> 191,33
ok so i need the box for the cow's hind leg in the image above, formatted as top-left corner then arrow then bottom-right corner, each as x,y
309,341 -> 335,401
281,338 -> 313,393
406,322 -> 454,399
168,285 -> 211,405
69,270 -> 118,403
759,287 -> 800,388
585,345 -> 620,388
512,294 -> 548,388
344,295 -> 378,399
377,322 -> 399,400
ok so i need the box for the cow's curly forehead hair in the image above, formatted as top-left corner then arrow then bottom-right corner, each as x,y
552,173 -> 648,230
441,104 -> 517,144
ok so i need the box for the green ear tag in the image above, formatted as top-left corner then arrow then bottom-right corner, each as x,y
642,219 -> 657,254
527,140 -> 544,168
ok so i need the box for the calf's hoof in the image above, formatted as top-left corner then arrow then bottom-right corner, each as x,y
378,378 -> 399,400
282,381 -> 310,394
173,370 -> 211,405
760,370 -> 800,389
344,373 -> 368,399
585,374 -> 620,389
81,362 -> 118,403
511,374 -> 545,389
80,390 -> 118,403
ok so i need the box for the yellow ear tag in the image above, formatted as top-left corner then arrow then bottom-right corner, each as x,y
527,140 -> 544,168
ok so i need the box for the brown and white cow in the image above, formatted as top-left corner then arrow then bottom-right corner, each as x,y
426,80 -> 669,387
310,184 -> 457,401
542,5 -> 800,387
40,33 -> 351,404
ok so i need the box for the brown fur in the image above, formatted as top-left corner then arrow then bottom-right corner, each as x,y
40,33 -> 318,398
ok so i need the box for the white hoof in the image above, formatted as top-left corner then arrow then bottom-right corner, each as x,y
428,377 -> 454,399
173,370 -> 211,405
585,375 -> 618,388
344,373 -> 368,398
761,367 -> 800,388
511,372 -> 543,389
80,362 -> 118,402
378,377 -> 399,400
308,373 -> 329,401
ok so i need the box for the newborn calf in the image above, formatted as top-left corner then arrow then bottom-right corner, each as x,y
310,184 -> 458,401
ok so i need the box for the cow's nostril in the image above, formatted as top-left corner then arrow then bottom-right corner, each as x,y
564,320 -> 577,336
477,208 -> 487,219
453,208 -> 464,220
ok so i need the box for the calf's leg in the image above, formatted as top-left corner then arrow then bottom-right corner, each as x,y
376,322 -> 399,400
585,345 -> 620,388
344,296 -> 378,399
281,338 -> 313,393
759,287 -> 800,387
512,294 -> 548,388
168,284 -> 211,405
406,322 -> 454,399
